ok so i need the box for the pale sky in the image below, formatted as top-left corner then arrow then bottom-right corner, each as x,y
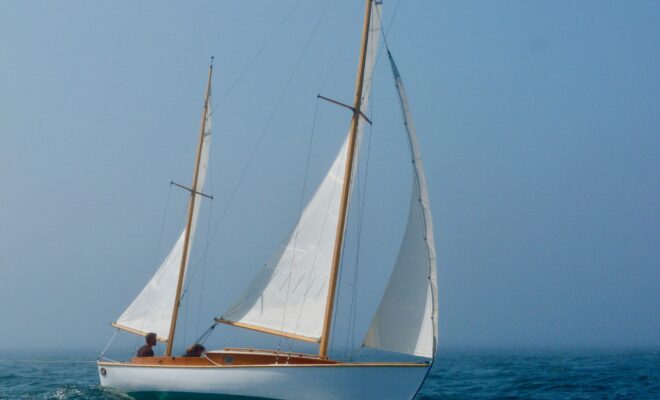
0,1 -> 658,355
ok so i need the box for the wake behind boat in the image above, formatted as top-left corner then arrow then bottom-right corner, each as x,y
98,1 -> 438,398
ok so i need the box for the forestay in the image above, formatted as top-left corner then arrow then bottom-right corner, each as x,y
114,100 -> 213,342
363,51 -> 438,358
218,1 -> 382,342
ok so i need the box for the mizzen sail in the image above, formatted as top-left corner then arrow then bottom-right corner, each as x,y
114,98 -> 213,342
363,51 -> 438,358
218,1 -> 382,342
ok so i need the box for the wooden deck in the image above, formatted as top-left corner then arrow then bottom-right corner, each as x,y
128,348 -> 338,367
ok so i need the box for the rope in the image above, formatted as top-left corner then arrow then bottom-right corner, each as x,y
195,186 -> 214,334
373,0 -> 400,56
272,0 -> 333,357
182,285 -> 189,352
210,0 -> 303,116
151,185 -> 174,275
193,0 -> 330,286
135,183 -> 174,336
203,352 -> 224,367
346,106 -> 374,360
278,97 -> 321,355
318,5 -> 361,93
281,97 -> 321,356
194,323 -> 217,345
345,6 -> 383,358
98,329 -> 119,361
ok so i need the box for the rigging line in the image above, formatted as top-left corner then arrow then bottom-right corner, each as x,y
386,0 -> 404,37
194,323 -> 217,345
195,135 -> 215,334
180,155 -> 215,307
195,187 -> 214,335
344,124 -> 362,358
318,5 -> 361,94
175,194 -> 214,303
137,182 -> 174,335
345,134 -> 362,360
279,98 -> 320,352
358,0 -> 400,89
330,136 -> 365,356
195,0 -> 332,296
289,2 -> 381,356
179,198 -> 212,301
329,0 -> 383,357
98,329 -> 119,360
329,265 -> 340,355
373,0 -> 400,55
350,18 -> 379,357
387,45 -> 438,354
183,285 -> 189,350
288,153 -> 340,344
286,6 -> 367,351
151,184 -> 174,275
347,97 -> 374,360
283,97 -> 321,355
210,0 -> 303,116
274,0 -> 333,355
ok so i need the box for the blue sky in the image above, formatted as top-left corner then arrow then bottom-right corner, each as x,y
0,1 -> 658,354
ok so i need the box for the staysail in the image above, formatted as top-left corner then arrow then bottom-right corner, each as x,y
218,1 -> 382,342
363,51 -> 438,358
113,99 -> 213,342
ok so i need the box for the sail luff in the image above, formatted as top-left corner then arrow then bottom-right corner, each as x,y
362,51 -> 438,358
392,53 -> 438,357
218,1 -> 381,346
318,0 -> 374,359
165,61 -> 214,356
115,62 -> 214,345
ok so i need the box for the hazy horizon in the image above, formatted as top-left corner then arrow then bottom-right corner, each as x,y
1,1 -> 658,355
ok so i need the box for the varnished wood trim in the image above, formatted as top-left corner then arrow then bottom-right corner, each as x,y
166,59 -> 214,356
220,348 -> 322,359
319,0 -> 374,358
97,361 -> 429,369
111,322 -> 167,343
215,318 -> 319,343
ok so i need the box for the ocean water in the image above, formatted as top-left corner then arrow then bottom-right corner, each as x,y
0,350 -> 658,399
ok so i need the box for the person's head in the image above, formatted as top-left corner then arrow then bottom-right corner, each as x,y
145,332 -> 157,346
185,343 -> 206,357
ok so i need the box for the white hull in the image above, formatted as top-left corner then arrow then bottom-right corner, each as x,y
98,361 -> 430,400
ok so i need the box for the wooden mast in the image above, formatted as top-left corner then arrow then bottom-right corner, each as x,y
319,0 -> 373,359
165,59 -> 214,356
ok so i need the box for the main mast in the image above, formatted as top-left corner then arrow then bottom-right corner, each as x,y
165,60 -> 214,356
318,0 -> 373,358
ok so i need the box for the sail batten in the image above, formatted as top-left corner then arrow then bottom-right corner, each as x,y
363,51 -> 438,359
114,97 -> 213,342
218,2 -> 382,343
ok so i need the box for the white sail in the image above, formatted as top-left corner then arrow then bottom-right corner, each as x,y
114,99 -> 213,341
219,2 -> 382,341
363,51 -> 438,358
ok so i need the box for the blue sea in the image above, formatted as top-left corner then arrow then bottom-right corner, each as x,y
0,350 -> 658,399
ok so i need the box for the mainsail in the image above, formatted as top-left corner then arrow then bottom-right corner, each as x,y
363,51 -> 438,358
218,1 -> 382,342
114,99 -> 213,342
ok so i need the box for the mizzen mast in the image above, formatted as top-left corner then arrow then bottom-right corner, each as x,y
318,0 -> 373,359
165,59 -> 214,356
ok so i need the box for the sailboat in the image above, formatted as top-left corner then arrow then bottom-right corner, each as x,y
98,1 -> 438,399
